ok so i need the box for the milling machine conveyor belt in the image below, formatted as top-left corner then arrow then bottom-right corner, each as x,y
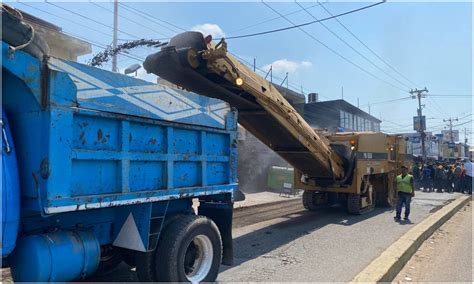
144,32 -> 345,180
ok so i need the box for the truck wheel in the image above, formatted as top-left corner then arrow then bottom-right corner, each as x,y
122,249 -> 136,267
375,174 -> 391,207
96,245 -> 124,274
302,191 -> 327,211
136,215 -> 222,282
347,194 -> 362,214
347,191 -> 375,215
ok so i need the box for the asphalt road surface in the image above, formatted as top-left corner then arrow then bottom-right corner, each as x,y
394,201 -> 472,283
1,192 -> 464,282
218,191 -> 464,282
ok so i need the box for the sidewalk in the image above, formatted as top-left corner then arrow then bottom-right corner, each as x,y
393,201 -> 472,282
234,191 -> 301,209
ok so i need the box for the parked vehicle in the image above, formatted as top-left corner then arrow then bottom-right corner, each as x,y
1,26 -> 238,282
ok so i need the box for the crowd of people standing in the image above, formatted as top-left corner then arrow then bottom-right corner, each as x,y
411,159 -> 473,194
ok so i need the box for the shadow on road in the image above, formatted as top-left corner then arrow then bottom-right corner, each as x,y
222,206 -> 392,272
85,205 -> 392,281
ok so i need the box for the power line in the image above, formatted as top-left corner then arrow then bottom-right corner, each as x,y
61,31 -> 145,62
17,2 -> 111,38
16,1 -> 145,63
45,1 -> 140,40
228,1 -> 327,35
262,1 -> 407,93
427,96 -> 449,118
117,2 -> 317,96
295,1 -> 412,90
225,1 -> 386,40
360,96 -> 411,107
457,113 -> 473,121
117,0 -> 332,97
119,1 -> 311,94
382,119 -> 412,128
429,94 -> 471,98
231,53 -> 327,99
119,2 -> 186,34
89,2 -> 171,38
317,0 -> 420,88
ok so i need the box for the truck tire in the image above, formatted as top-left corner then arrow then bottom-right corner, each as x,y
96,245 -> 124,275
347,192 -> 375,215
375,175 -> 391,207
302,191 -> 327,211
347,193 -> 361,214
135,250 -> 155,282
136,215 -> 222,282
121,249 -> 136,267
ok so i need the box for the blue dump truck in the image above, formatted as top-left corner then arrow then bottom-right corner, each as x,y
1,23 -> 238,282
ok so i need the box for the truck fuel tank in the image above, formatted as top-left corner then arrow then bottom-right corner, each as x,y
9,230 -> 100,282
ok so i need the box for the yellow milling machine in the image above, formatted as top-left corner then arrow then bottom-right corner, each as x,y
144,32 -> 407,214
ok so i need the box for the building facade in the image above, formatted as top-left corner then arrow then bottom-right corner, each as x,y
295,99 -> 381,133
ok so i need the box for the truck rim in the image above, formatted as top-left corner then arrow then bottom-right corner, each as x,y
184,234 -> 213,282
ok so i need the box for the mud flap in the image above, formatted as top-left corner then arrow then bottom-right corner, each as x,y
198,201 -> 234,266
234,189 -> 246,202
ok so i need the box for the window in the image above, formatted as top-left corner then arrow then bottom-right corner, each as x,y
348,113 -> 353,130
340,111 -> 354,129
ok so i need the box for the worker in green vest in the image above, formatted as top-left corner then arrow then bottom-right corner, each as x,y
394,165 -> 415,222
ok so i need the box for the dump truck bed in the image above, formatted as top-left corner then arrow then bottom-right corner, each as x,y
2,41 -> 238,214
144,32 -> 345,180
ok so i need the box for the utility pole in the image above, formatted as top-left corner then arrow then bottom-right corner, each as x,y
464,127 -> 468,144
253,58 -> 256,72
112,0 -> 119,72
410,87 -> 428,160
341,86 -> 344,100
444,117 -> 458,158
443,117 -> 458,143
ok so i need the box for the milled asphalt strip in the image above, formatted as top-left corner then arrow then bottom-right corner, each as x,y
352,195 -> 471,283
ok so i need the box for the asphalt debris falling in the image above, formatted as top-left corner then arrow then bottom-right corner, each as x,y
89,39 -> 167,67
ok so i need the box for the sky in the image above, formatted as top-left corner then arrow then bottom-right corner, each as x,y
7,0 -> 473,143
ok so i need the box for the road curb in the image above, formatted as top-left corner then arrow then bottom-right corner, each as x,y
351,195 -> 471,283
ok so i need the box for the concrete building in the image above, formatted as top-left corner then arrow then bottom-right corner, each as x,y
402,132 -> 471,160
295,99 -> 381,133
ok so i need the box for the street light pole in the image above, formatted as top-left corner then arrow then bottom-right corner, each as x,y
112,0 -> 118,72
410,87 -> 428,160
